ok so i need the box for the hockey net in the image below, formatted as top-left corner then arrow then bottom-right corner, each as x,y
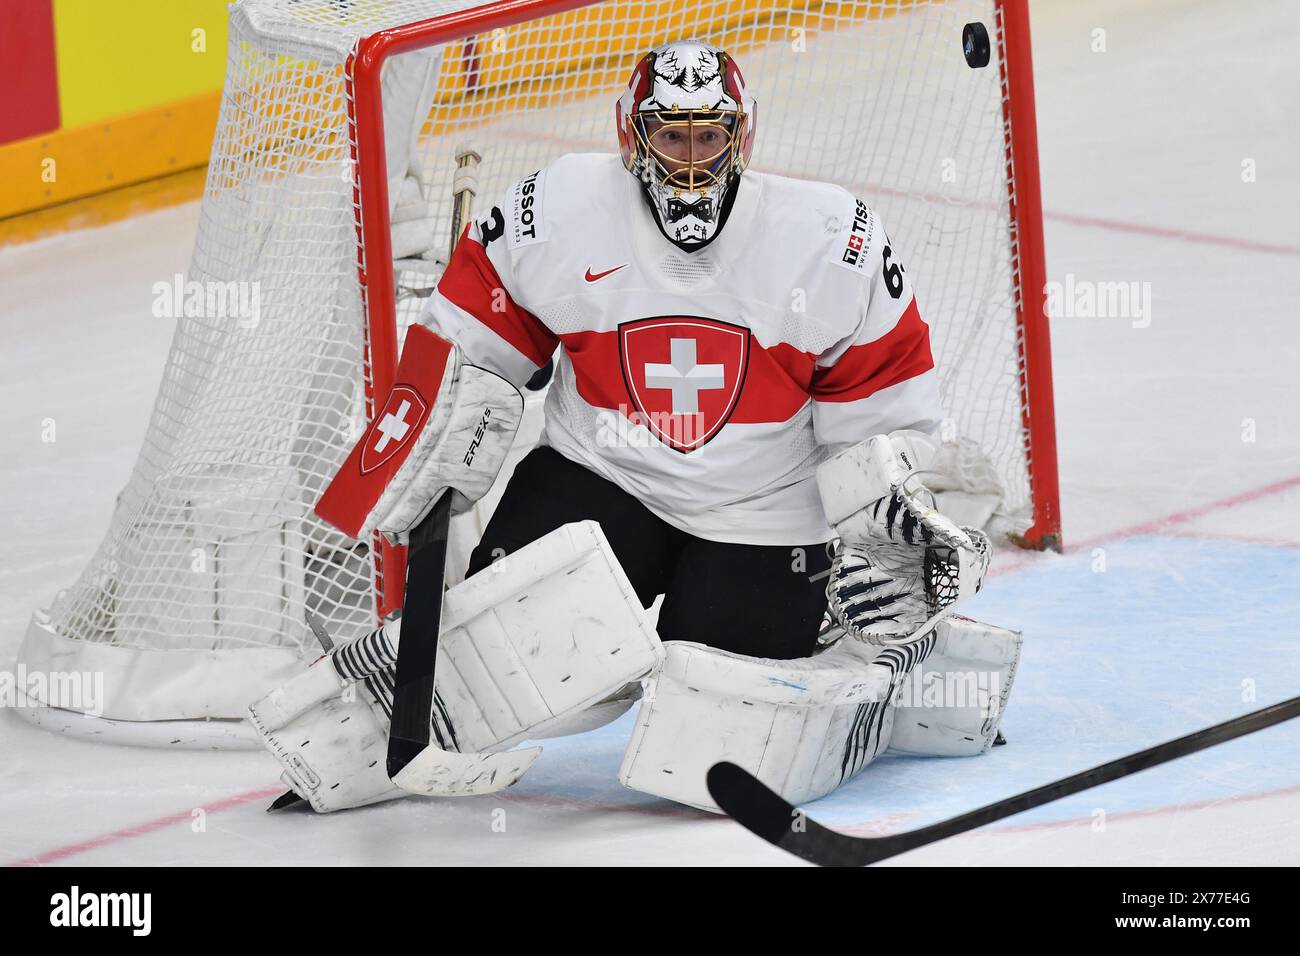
20,0 -> 1057,736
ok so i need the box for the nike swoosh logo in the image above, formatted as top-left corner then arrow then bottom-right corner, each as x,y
584,263 -> 628,283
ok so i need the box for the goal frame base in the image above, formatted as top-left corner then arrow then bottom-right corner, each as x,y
10,707 -> 261,750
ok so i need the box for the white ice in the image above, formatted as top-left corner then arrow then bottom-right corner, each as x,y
1,0 -> 1298,865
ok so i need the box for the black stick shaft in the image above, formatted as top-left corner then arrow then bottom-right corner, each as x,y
711,693 -> 1300,866
903,693 -> 1300,842
385,493 -> 453,778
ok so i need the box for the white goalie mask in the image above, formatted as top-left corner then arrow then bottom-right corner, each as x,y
616,41 -> 757,251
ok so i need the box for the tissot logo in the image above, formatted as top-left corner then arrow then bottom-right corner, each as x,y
617,316 -> 750,452
49,886 -> 151,936
360,385 -> 428,474
841,198 -> 873,267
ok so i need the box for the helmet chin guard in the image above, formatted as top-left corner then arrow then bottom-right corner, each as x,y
616,40 -> 756,251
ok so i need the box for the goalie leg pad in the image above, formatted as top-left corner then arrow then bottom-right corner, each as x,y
620,615 -> 1022,812
248,653 -> 403,813
887,615 -> 1023,757
619,636 -> 934,812
248,520 -> 662,811
434,520 -> 662,753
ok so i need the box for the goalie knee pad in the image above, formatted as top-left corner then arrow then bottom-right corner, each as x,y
430,520 -> 662,753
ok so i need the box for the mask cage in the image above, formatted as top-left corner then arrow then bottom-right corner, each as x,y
632,109 -> 746,193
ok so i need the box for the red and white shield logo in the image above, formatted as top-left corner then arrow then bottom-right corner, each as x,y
360,384 -> 429,474
618,316 -> 750,452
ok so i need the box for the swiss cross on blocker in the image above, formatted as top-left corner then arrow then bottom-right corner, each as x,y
315,325 -> 451,539
618,316 -> 750,452
360,385 -> 429,474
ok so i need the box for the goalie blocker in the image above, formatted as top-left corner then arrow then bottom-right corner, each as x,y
314,323 -> 523,542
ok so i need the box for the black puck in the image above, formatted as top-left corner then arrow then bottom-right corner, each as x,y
963,22 -> 991,69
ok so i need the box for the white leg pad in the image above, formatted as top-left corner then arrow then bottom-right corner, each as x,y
249,667 -> 403,813
619,637 -> 926,812
886,614 -> 1022,756
248,520 -> 661,811
433,520 -> 662,753
619,615 -> 1022,812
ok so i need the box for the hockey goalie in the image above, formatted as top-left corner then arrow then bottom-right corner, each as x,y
248,40 -> 1024,813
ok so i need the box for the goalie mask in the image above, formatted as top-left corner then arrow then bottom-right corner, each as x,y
616,41 -> 756,252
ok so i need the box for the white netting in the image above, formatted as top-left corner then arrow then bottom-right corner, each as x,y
22,0 -> 1036,726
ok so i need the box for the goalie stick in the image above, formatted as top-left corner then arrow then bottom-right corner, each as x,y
384,490 -> 454,778
383,144 -> 540,796
706,693 -> 1300,866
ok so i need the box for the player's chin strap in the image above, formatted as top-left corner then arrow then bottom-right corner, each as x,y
818,432 -> 992,648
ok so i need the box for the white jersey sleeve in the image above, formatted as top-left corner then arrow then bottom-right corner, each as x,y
809,200 -> 943,448
417,169 -> 558,388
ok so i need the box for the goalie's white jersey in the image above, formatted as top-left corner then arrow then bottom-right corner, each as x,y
420,153 -> 941,545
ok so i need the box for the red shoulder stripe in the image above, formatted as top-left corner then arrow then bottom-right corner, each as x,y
437,230 -> 558,367
810,297 -> 934,404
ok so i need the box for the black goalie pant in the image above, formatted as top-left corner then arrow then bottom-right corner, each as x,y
466,446 -> 831,660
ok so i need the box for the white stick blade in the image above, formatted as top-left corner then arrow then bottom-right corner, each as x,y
392,745 -> 542,796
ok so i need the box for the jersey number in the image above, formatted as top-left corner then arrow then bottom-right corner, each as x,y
881,244 -> 905,300
478,207 -> 505,247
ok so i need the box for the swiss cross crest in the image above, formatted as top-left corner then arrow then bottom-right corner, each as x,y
360,384 -> 429,474
617,316 -> 750,452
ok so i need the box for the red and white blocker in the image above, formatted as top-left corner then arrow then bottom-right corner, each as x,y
315,324 -> 524,543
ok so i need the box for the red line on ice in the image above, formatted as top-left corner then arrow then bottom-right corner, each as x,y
987,780 -> 1300,834
6,785 -> 284,867
992,472 -> 1300,577
6,783 -> 719,865
1042,209 -> 1300,258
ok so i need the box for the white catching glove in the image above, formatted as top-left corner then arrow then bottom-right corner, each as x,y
817,432 -> 991,646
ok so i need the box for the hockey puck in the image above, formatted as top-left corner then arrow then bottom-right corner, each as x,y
962,22 -> 991,69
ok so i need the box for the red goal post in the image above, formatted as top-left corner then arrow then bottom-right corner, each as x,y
348,0 -> 613,619
997,0 -> 1059,552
